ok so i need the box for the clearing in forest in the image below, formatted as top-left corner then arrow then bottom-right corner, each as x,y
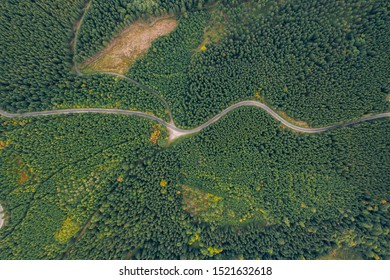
181,185 -> 224,223
319,248 -> 363,260
80,16 -> 177,74
197,9 -> 226,51
181,185 -> 270,226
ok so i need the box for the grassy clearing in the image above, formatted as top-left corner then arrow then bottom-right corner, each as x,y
180,184 -> 271,227
80,16 -> 177,74
181,185 -> 223,223
319,248 -> 363,260
196,7 -> 226,51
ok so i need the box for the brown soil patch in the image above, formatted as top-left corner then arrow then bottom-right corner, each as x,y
81,16 -> 177,74
8,157 -> 34,185
17,170 -> 30,185
14,158 -> 32,185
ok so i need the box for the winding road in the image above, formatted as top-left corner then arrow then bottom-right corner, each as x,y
1,101 -> 389,140
1,1 -> 389,140
0,2 -> 389,235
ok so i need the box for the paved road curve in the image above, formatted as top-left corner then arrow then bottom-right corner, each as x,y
1,101 -> 389,138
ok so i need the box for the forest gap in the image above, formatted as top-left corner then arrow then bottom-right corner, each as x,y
80,16 -> 177,74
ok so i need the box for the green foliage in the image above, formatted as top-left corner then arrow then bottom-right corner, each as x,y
55,75 -> 169,120
0,110 -> 388,260
76,0 -> 212,62
175,108 -> 389,259
0,115 -> 168,259
0,0 -> 168,117
2,0 -> 387,124
0,0 -> 84,112
127,0 -> 389,127
0,0 -> 389,261
129,11 -> 208,126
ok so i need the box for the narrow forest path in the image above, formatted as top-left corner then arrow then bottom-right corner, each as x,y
0,204 -> 4,229
98,71 -> 174,123
72,0 -> 93,75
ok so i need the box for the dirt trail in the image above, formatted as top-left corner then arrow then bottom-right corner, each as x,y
0,204 -> 4,229
167,126 -> 190,142
70,2 -> 91,50
72,1 -> 93,75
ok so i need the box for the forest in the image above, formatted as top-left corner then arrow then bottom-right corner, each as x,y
0,0 -> 174,118
128,0 -> 389,127
0,0 -> 389,260
1,0 -> 388,126
0,110 -> 388,259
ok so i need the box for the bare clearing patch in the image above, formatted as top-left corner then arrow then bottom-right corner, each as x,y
167,126 -> 189,142
181,185 -> 223,222
81,17 -> 177,74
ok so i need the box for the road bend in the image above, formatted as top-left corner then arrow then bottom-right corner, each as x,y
1,101 -> 389,138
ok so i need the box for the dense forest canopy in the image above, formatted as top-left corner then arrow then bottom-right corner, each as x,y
0,0 -> 389,260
